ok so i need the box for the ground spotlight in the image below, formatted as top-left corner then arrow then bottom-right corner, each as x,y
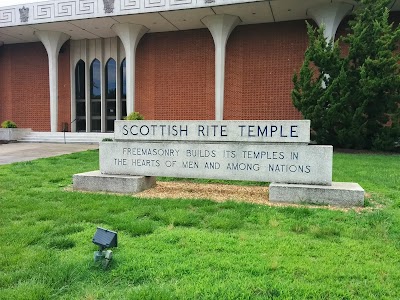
92,227 -> 117,268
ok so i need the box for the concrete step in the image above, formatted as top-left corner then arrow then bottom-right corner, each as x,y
18,132 -> 114,144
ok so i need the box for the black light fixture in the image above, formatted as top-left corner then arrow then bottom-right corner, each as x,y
93,227 -> 117,249
92,227 -> 117,267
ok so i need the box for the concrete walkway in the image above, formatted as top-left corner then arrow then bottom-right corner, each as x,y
0,143 -> 98,165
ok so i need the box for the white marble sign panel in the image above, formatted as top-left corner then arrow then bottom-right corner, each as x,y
114,120 -> 311,143
100,141 -> 332,185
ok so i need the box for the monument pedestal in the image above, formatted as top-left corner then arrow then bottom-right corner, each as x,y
71,120 -> 365,208
73,171 -> 156,193
269,182 -> 364,207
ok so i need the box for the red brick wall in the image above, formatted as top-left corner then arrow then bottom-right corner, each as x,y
0,42 -> 70,131
225,21 -> 307,120
1,22 -> 308,130
136,22 -> 306,121
0,46 -> 12,123
136,29 -> 215,120
58,42 -> 71,131
5,15 -> 400,130
10,42 -> 50,130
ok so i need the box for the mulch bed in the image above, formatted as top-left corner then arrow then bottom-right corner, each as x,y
134,181 -> 371,212
136,181 -> 269,205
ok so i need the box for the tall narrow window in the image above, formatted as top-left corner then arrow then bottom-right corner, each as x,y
75,60 -> 86,132
121,59 -> 127,118
105,58 -> 116,132
90,59 -> 101,132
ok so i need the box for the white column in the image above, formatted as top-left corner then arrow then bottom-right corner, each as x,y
112,23 -> 148,115
308,2 -> 353,42
35,30 -> 70,132
202,14 -> 240,121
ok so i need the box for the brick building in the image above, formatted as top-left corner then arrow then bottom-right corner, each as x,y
0,0 -> 398,132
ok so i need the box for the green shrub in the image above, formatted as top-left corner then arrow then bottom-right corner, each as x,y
124,112 -> 144,121
292,0 -> 400,151
1,120 -> 17,128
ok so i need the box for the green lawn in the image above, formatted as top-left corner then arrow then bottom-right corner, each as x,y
0,150 -> 399,299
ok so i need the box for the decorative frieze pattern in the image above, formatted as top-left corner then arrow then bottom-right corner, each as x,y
0,8 -> 14,24
103,0 -> 115,13
56,2 -> 74,17
20,1 -> 98,22
77,1 -> 97,15
34,4 -> 53,20
145,0 -> 166,8
19,6 -> 29,22
171,0 -> 193,5
120,0 -> 140,10
0,0 -> 247,27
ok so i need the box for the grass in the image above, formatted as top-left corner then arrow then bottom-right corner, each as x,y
0,150 -> 399,299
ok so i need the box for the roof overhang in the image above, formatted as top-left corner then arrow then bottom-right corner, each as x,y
0,0 -> 398,45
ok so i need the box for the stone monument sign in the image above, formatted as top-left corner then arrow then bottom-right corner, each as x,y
73,120 -> 364,207
100,120 -> 332,185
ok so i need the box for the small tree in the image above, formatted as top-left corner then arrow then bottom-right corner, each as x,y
1,120 -> 17,128
292,0 -> 400,151
124,112 -> 144,120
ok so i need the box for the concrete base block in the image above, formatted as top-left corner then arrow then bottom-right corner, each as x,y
269,182 -> 364,207
0,128 -> 31,142
73,170 -> 156,193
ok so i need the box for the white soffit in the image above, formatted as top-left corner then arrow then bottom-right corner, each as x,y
0,25 -> 37,42
271,0 -> 331,22
31,21 -> 98,39
0,31 -> 25,44
0,0 -> 382,44
69,18 -> 118,38
113,13 -> 178,32
213,2 -> 274,24
160,8 -> 214,30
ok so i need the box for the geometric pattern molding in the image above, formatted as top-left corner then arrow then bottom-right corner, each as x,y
120,0 -> 140,10
0,0 -> 243,27
0,8 -> 15,23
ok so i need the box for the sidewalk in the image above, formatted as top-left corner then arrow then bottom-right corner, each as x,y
0,143 -> 98,165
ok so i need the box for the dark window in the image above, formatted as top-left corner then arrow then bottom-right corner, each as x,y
90,59 -> 101,132
76,102 -> 86,117
106,58 -> 117,132
90,59 -> 101,99
107,101 -> 116,117
105,58 -> 116,99
75,60 -> 86,132
76,119 -> 86,132
91,119 -> 101,132
91,101 -> 101,117
122,100 -> 127,118
107,119 -> 115,132
121,59 -> 127,118
75,60 -> 85,100
121,59 -> 126,99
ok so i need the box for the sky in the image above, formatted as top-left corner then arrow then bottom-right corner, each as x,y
0,0 -> 45,8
